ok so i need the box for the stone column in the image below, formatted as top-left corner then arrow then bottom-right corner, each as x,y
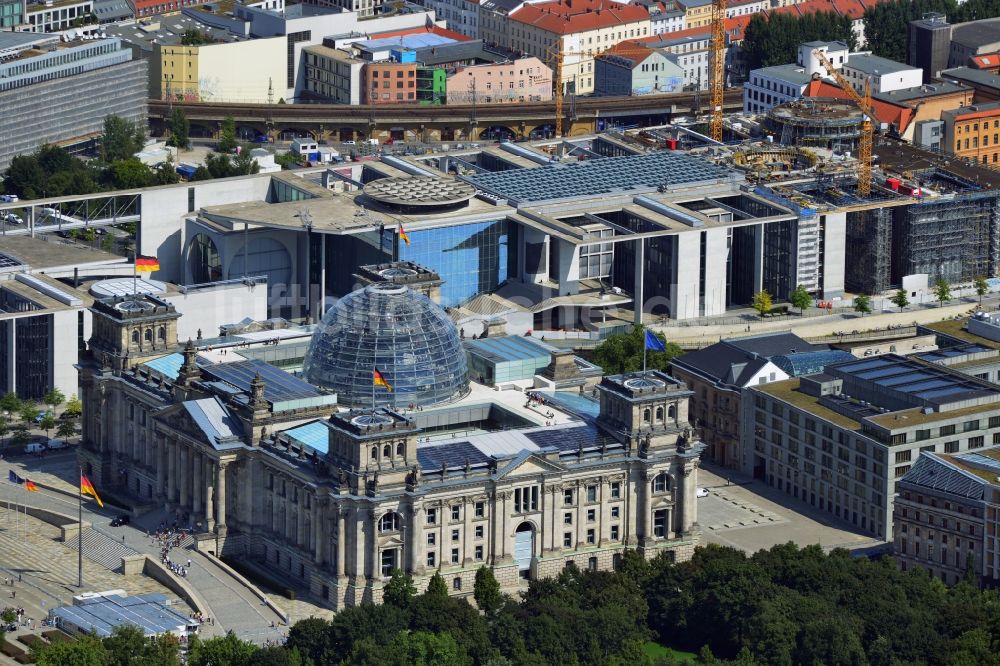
626,465 -> 640,545
204,459 -> 215,533
640,470 -> 651,542
462,497 -> 472,565
192,451 -> 203,519
179,446 -> 189,510
541,485 -> 551,554
216,462 -> 227,531
155,436 -> 165,498
410,504 -> 425,575
499,491 -> 510,560
336,506 -> 347,578
679,459 -> 697,534
166,441 -> 177,505
370,508 -> 379,579
313,497 -> 323,564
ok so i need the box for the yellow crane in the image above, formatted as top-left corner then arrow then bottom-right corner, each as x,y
709,0 -> 727,142
813,48 -> 875,196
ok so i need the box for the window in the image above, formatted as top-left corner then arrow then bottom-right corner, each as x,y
427,551 -> 436,567
451,548 -> 460,564
563,532 -> 572,547
426,508 -> 437,525
916,429 -> 930,441
895,450 -> 912,464
969,435 -> 985,449
514,486 -> 538,513
964,420 -> 979,432
587,509 -> 596,522
475,501 -> 485,517
653,509 -> 668,537
451,529 -> 460,542
396,442 -> 404,457
427,532 -> 436,546
611,525 -> 620,541
563,488 -> 574,505
586,529 -> 596,544
564,512 -> 573,525
945,441 -> 959,453
587,485 -> 597,502
380,548 -> 398,576
611,506 -> 620,519
475,525 -> 484,539
652,473 -> 670,494
451,505 -> 461,521
610,481 -> 621,499
475,545 -> 484,561
378,513 -> 400,533
453,577 -> 462,590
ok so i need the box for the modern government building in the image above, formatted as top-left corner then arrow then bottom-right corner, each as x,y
78,264 -> 706,607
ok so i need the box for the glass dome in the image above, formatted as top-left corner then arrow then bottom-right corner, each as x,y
303,284 -> 470,408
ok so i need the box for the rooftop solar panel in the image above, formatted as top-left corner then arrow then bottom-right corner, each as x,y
283,420 -> 330,454
957,452 -> 1000,474
902,379 -> 953,392
838,358 -> 894,374
915,387 -> 970,399
417,440 -> 492,471
523,426 -> 617,452
879,372 -> 933,387
202,359 -> 321,402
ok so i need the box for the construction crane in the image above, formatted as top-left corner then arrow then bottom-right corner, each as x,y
709,0 -> 727,142
549,42 -> 675,139
813,48 -> 875,196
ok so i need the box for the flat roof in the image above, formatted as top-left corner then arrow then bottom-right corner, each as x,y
845,53 -> 917,76
831,354 -> 1000,406
51,593 -> 189,638
464,151 -> 735,205
951,17 -> 1000,49
754,378 -> 863,430
941,67 -> 1000,92
0,235 -> 125,271
874,81 -> 970,104
752,63 -> 814,86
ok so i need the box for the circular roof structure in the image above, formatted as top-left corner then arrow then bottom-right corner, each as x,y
363,176 -> 476,210
624,377 -> 666,391
303,284 -> 470,409
90,278 -> 167,299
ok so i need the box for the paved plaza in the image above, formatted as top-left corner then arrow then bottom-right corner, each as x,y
697,465 -> 884,554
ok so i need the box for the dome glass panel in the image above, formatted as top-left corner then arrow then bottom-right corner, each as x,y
303,284 -> 470,408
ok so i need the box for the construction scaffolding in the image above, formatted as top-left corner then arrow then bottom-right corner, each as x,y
846,207 -> 893,295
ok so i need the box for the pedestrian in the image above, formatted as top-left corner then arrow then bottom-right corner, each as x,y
187,558 -> 192,568
11,591 -> 15,599
122,535 -> 125,543
17,574 -> 20,583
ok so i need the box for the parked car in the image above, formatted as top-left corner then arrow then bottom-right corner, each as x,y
0,194 -> 18,203
5,213 -> 23,225
110,514 -> 130,527
46,439 -> 68,450
342,140 -> 356,146
696,487 -> 710,498
34,411 -> 52,424
24,442 -> 46,454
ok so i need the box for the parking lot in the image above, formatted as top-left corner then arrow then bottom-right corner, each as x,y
697,465 -> 884,554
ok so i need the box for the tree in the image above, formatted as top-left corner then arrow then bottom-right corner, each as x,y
789,284 -> 811,315
384,568 -> 417,608
934,277 -> 952,307
101,115 -> 146,163
425,571 -> 450,599
33,632 -> 108,666
286,617 -> 331,665
474,566 -> 503,617
853,294 -> 871,317
0,392 -> 21,416
39,413 -> 56,439
752,290 -> 773,318
974,276 -> 989,307
219,115 -> 238,153
168,109 -> 190,150
10,425 -> 29,449
103,623 -> 180,666
3,154 -> 46,199
891,289 -> 910,312
110,158 -> 155,189
43,388 -> 64,412
56,419 -> 78,441
592,326 -> 683,375
0,416 -> 9,448
19,401 -> 39,424
187,633 -> 259,666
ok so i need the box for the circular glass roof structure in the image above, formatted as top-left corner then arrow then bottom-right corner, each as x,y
363,176 -> 476,211
90,278 -> 166,299
303,284 -> 470,409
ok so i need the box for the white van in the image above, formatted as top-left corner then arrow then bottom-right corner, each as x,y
24,442 -> 46,454
47,439 -> 68,450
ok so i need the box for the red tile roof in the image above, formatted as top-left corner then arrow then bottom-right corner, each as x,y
511,0 -> 650,34
367,25 -> 473,42
803,79 -> 914,132
969,53 -> 1000,70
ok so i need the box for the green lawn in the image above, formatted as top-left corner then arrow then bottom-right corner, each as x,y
642,641 -> 696,662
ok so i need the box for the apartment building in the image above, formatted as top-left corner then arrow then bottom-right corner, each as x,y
942,102 -> 1000,167
675,0 -> 711,29
302,45 -> 365,104
742,354 -> 1000,540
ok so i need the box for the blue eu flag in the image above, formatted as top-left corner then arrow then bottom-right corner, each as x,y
7,470 -> 24,485
644,330 -> 667,352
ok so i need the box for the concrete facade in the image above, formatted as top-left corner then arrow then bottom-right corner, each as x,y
159,37 -> 287,103
445,56 -> 552,104
302,44 -> 364,104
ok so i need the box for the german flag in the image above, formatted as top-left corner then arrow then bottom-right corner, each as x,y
398,224 -> 411,247
24,480 -> 38,492
135,255 -> 160,273
80,474 -> 104,508
373,368 -> 392,391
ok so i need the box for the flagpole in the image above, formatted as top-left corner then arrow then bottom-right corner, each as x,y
78,465 -> 83,588
133,254 -> 137,298
372,366 -> 376,415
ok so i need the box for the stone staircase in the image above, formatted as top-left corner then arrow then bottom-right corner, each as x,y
64,528 -> 141,572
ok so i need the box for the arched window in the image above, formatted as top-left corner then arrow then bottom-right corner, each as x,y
378,512 -> 400,533
157,326 -> 166,341
383,444 -> 391,459
643,408 -> 651,423
371,446 -> 378,460
453,577 -> 462,590
652,473 -> 671,494
667,404 -> 676,420
655,406 -> 664,421
144,328 -> 152,342
131,330 -> 139,344
396,442 -> 404,457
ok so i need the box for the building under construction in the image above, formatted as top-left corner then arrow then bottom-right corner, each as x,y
765,98 -> 864,151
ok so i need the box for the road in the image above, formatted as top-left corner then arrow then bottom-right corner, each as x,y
0,451 -> 287,644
